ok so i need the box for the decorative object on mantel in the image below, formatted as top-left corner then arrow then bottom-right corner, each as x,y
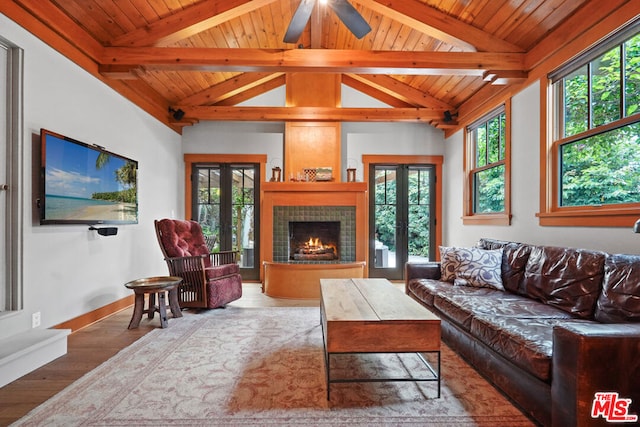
303,168 -> 317,182
270,167 -> 281,182
347,168 -> 356,182
316,167 -> 333,181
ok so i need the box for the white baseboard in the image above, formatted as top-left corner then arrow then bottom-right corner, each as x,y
0,328 -> 71,388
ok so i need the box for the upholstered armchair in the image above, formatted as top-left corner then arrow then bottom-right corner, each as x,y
154,219 -> 242,309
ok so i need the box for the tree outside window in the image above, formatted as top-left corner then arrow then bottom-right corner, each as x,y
554,31 -> 640,208
463,105 -> 511,225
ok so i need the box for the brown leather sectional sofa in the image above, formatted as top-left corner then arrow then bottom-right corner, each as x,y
405,238 -> 640,426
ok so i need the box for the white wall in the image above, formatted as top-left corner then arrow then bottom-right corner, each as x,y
443,81 -> 640,255
344,122 -> 444,181
0,13 -> 183,339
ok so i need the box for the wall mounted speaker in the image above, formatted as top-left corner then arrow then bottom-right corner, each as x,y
89,226 -> 118,236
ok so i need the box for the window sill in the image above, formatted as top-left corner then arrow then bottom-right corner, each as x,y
462,213 -> 511,226
536,208 -> 640,227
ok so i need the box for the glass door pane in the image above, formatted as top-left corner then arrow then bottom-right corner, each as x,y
231,166 -> 258,278
195,166 -> 221,250
371,166 -> 400,277
407,166 -> 434,264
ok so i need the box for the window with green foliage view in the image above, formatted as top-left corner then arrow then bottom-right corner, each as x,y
554,30 -> 640,207
468,110 -> 506,213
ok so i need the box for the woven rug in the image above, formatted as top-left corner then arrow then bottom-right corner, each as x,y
13,307 -> 534,426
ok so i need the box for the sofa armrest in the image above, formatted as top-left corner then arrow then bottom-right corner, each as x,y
552,323 -> 640,426
405,262 -> 441,282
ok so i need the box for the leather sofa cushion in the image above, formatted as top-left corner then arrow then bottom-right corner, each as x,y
468,292 -> 576,319
476,238 -> 532,295
432,284 -> 574,330
407,279 -> 494,307
522,245 -> 606,319
595,254 -> 640,323
407,279 -> 450,306
501,243 -> 533,295
409,276 -> 586,381
469,316 -> 570,382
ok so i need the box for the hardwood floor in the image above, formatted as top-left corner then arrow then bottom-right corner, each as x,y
0,283 -> 318,426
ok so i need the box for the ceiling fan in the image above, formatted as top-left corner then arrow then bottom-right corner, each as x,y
283,0 -> 372,44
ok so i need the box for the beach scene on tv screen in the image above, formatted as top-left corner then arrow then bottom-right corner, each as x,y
44,134 -> 138,223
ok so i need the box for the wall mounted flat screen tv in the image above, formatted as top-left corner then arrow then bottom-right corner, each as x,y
40,129 -> 138,225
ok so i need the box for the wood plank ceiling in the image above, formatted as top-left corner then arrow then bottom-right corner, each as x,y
2,0 -> 625,133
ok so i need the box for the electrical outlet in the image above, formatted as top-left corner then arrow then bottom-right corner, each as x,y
32,311 -> 41,328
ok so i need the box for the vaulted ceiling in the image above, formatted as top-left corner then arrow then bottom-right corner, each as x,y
2,0 -> 632,133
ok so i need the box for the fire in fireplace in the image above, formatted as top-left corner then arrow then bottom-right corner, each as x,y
289,221 -> 340,261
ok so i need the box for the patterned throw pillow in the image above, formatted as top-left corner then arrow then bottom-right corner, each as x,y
440,246 -> 504,290
439,246 -> 458,281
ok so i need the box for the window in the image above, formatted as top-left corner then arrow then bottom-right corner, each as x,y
540,25 -> 640,226
0,37 -> 23,313
463,103 -> 511,225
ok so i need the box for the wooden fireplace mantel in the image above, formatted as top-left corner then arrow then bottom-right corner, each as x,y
261,181 -> 367,193
260,181 -> 368,297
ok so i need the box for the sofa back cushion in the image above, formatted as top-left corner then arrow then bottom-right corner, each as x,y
595,254 -> 640,323
477,238 -> 532,295
521,245 -> 606,319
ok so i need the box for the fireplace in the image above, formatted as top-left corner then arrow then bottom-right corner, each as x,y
261,182 -> 367,298
289,221 -> 340,261
272,205 -> 356,263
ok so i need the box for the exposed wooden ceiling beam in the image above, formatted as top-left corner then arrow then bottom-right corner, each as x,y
346,73 -> 453,109
360,0 -> 524,53
178,72 -> 285,106
214,74 -> 287,106
13,0 -> 105,61
175,106 -> 444,122
109,0 -> 280,47
483,70 -> 528,85
99,48 -> 525,75
341,75 -> 415,108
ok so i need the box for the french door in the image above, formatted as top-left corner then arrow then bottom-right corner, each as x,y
369,164 -> 436,280
191,163 -> 260,280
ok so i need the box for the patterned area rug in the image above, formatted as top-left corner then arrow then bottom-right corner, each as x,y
13,307 -> 534,426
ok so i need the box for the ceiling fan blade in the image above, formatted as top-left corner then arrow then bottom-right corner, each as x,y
328,0 -> 371,39
283,0 -> 316,44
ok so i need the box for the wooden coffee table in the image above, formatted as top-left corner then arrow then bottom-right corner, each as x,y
320,278 -> 441,399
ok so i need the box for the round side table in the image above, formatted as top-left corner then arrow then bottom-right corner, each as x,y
125,276 -> 183,329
